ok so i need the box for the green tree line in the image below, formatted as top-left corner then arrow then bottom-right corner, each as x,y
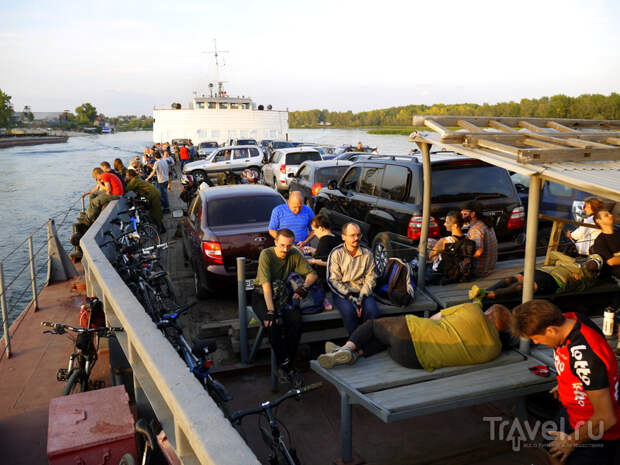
289,93 -> 620,128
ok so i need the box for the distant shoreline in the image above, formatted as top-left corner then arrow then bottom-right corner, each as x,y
0,135 -> 69,149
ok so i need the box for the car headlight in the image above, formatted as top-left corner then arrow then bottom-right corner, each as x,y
572,200 -> 586,221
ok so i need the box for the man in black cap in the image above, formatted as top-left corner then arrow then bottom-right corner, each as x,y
461,201 -> 498,277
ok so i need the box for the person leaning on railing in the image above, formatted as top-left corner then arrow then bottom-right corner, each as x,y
125,169 -> 165,233
80,167 -> 124,224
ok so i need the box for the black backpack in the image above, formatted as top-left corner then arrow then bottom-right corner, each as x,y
375,258 -> 416,307
438,237 -> 476,282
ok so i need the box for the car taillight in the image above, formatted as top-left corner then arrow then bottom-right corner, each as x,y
507,206 -> 525,230
311,183 -> 323,196
201,241 -> 223,264
407,216 -> 441,240
280,164 -> 286,174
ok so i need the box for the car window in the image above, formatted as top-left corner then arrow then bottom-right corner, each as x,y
431,165 -> 514,202
233,148 -> 249,160
214,150 -> 231,162
270,151 -> 281,163
189,195 -> 202,227
547,181 -> 575,198
207,195 -> 284,227
316,166 -> 348,185
249,147 -> 259,157
340,166 -> 362,191
380,165 -> 409,201
285,151 -> 321,165
200,142 -> 218,148
358,166 -> 383,196
297,165 -> 311,180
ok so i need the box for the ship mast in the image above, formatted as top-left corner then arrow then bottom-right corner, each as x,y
209,39 -> 228,98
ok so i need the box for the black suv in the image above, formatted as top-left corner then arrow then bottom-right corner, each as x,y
314,153 -> 525,274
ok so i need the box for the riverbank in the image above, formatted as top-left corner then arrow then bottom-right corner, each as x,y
0,136 -> 69,149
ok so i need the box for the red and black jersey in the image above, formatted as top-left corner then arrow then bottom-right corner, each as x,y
553,312 -> 620,440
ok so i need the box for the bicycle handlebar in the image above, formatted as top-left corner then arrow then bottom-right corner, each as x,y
230,382 -> 322,422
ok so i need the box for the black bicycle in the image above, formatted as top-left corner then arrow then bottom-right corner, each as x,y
42,321 -> 123,395
230,383 -> 323,465
156,303 -> 233,418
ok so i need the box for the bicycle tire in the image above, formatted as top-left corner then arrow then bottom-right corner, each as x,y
63,369 -> 87,395
137,224 -> 160,249
207,381 -> 232,420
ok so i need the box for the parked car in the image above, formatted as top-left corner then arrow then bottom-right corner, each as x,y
314,153 -> 525,274
262,147 -> 323,194
312,145 -> 338,160
197,141 -> 219,158
182,184 -> 285,298
288,160 -> 352,210
182,145 -> 264,185
334,152 -> 374,162
228,138 -> 258,146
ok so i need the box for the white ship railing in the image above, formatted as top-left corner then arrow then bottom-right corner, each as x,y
80,197 -> 260,465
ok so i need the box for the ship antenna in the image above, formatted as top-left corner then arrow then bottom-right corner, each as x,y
211,39 -> 228,97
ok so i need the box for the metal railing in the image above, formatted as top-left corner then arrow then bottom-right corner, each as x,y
0,199 -> 82,358
80,196 -> 260,465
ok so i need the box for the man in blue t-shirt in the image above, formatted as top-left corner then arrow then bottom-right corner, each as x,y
269,191 -> 315,246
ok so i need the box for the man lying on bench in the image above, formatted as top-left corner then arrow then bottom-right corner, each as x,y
317,302 -> 511,370
468,251 -> 603,302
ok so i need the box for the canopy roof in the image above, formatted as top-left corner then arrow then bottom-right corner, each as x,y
409,116 -> 620,202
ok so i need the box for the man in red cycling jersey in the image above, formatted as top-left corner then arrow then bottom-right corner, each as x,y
512,300 -> 619,464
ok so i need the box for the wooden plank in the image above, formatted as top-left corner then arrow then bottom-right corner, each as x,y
457,119 -> 486,133
565,137 -> 616,149
424,119 -> 451,137
522,137 -> 566,149
324,350 -> 525,393
412,115 -> 620,130
606,137 -> 620,145
546,121 -> 579,133
544,220 -> 564,265
517,146 -> 620,163
366,359 -> 554,413
518,121 -> 547,133
488,120 -> 518,133
465,137 -> 521,157
538,214 -> 600,230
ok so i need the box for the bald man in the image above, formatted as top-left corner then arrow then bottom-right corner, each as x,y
268,191 -> 315,247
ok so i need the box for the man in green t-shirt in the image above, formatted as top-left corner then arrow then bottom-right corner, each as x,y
253,228 -> 318,387
318,302 -> 509,371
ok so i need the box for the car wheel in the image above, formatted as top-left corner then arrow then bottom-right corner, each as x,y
247,166 -> 262,183
192,170 -> 208,186
193,266 -> 210,300
372,232 -> 394,277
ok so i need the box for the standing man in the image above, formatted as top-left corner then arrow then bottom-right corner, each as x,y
461,200 -> 498,277
592,210 -> 620,280
146,152 -> 170,213
268,191 -> 315,247
178,144 -> 190,171
512,300 -> 620,464
327,222 -> 379,335
253,229 -> 318,388
354,141 -> 364,152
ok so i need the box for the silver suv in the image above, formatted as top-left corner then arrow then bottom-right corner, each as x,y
262,147 -> 322,193
182,145 -> 264,185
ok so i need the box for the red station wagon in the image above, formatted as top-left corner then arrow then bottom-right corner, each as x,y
182,184 -> 285,298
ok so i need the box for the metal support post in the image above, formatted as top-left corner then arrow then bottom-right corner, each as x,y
520,175 -> 542,353
237,257 -> 248,364
416,142 -> 432,290
0,262 -> 12,358
28,237 -> 39,312
341,390 -> 353,463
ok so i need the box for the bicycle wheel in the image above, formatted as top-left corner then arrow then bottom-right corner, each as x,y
206,380 -> 232,420
63,369 -> 88,395
153,275 -> 178,310
137,223 -> 160,249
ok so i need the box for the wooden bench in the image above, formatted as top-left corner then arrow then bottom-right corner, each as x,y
310,349 -> 556,463
425,257 -> 619,309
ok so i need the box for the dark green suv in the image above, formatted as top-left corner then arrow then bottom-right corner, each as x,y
314,153 -> 525,274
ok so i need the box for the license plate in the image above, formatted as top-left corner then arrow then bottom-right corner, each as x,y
245,279 -> 254,291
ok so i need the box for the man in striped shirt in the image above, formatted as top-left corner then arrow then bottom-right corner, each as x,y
268,191 -> 315,247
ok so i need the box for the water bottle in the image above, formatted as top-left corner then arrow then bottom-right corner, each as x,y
603,307 -> 615,337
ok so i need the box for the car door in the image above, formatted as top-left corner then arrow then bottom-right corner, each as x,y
352,163 -> 384,238
207,149 -> 231,176
183,194 -> 204,270
324,165 -> 363,231
291,163 -> 312,202
231,148 -> 250,172
374,164 -> 413,238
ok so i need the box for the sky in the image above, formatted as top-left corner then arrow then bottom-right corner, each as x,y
1,0 -> 619,116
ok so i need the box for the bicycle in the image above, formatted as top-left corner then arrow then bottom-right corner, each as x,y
156,302 -> 233,418
41,321 -> 123,395
230,382 -> 323,465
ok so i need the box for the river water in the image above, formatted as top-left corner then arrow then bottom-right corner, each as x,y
0,129 -> 413,333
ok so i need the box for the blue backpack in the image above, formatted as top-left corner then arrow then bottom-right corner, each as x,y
287,272 -> 325,314
375,258 -> 416,307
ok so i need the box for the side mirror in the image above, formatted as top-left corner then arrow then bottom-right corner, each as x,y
327,179 -> 338,190
287,172 -> 296,178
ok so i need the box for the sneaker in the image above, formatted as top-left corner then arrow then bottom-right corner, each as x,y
324,341 -> 340,354
286,368 -> 304,389
317,347 -> 358,369
468,285 -> 487,300
277,368 -> 290,386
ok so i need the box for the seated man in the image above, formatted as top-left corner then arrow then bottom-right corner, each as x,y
567,196 -> 603,255
461,201 -> 498,277
469,251 -> 603,301
268,191 -> 315,247
592,210 -> 620,280
80,167 -> 124,223
327,222 -> 379,335
125,169 -> 165,233
511,300 -> 620,465
252,228 -> 318,388
318,302 -> 509,370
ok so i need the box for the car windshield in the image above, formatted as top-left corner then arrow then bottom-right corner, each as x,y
236,139 -> 256,145
285,152 -> 321,165
200,142 -> 218,148
316,166 -> 349,184
273,141 -> 295,149
431,166 -> 514,202
207,195 -> 284,227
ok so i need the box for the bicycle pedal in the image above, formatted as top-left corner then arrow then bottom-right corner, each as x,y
56,368 -> 69,382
